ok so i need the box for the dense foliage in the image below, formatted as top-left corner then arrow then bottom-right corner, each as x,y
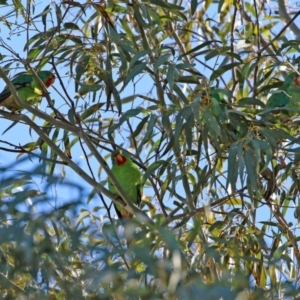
0,0 -> 300,299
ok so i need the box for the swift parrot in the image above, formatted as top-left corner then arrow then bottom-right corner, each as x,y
108,150 -> 142,219
0,71 -> 55,112
265,72 -> 300,115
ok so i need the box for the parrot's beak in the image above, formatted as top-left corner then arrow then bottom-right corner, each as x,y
114,153 -> 123,163
45,74 -> 56,87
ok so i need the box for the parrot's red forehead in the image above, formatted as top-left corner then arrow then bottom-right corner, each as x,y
294,74 -> 300,86
113,152 -> 127,166
45,74 -> 56,87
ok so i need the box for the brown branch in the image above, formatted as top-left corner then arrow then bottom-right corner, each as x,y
257,9 -> 300,55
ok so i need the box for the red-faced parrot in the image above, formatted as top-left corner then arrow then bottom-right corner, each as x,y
109,150 -> 142,219
266,72 -> 300,116
0,71 -> 55,112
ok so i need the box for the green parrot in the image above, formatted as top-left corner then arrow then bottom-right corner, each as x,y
0,71 -> 55,112
265,72 -> 300,115
108,150 -> 142,219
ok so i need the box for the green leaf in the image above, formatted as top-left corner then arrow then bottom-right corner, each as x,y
113,86 -> 122,113
123,62 -> 147,88
68,109 -> 76,124
62,1 -> 86,14
167,63 -> 175,91
2,121 -> 18,135
184,116 -> 194,151
237,144 -> 245,185
75,55 -> 90,92
134,5 -> 149,27
110,108 -> 148,132
204,110 -> 220,136
238,97 -> 265,107
273,242 -> 291,260
120,95 -> 136,104
132,115 -> 150,138
245,148 -> 257,192
191,98 -> 200,122
77,82 -> 102,96
250,140 -> 261,172
142,160 -> 166,185
120,17 -> 136,44
64,22 -> 80,30
129,50 -> 148,69
173,84 -> 189,104
80,103 -> 105,121
154,53 -> 171,71
115,44 -> 129,72
31,4 -> 50,28
55,3 -> 62,24
281,40 -> 300,51
142,0 -> 184,10
224,51 -> 243,63
68,35 -> 83,45
174,106 -> 193,149
139,114 -> 157,152
255,139 -> 272,171
210,63 -> 241,81
241,60 -> 260,79
227,142 -> 238,191
176,75 -> 200,84
28,46 -> 43,60
205,49 -> 220,61
179,41 -> 218,59
191,0 -> 197,15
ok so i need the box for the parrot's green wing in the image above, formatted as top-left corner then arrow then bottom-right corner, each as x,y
201,88 -> 228,116
285,74 -> 300,113
265,72 -> 300,112
0,73 -> 35,112
109,150 -> 142,219
0,73 -> 32,101
31,71 -> 56,94
266,90 -> 290,109
0,71 -> 55,112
